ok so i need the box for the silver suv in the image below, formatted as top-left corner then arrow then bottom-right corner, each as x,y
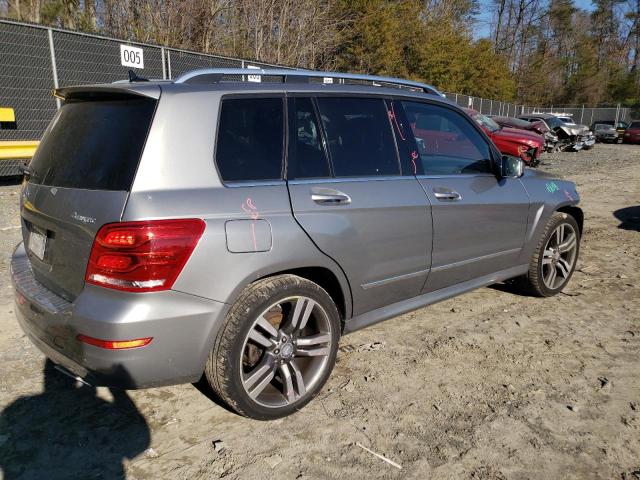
11,69 -> 582,420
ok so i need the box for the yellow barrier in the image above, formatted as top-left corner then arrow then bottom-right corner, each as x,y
0,141 -> 40,160
0,107 -> 16,122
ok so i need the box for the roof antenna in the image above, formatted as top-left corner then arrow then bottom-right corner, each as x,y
128,69 -> 149,82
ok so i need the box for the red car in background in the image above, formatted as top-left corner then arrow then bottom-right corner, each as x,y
622,121 -> 640,144
465,109 -> 544,166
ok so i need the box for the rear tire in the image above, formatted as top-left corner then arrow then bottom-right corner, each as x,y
518,212 -> 580,297
205,274 -> 341,420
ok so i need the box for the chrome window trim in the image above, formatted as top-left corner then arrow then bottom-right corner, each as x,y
287,175 -> 412,185
415,173 -> 496,180
224,180 -> 287,188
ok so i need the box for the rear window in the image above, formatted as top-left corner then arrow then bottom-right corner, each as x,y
630,122 -> 640,129
29,97 -> 156,190
215,97 -> 284,182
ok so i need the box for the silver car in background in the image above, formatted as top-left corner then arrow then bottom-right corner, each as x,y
11,69 -> 583,419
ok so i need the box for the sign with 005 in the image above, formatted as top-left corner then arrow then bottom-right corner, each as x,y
120,45 -> 144,69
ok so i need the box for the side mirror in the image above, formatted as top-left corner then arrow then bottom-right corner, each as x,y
500,155 -> 524,178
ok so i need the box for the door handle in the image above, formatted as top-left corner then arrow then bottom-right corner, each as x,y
433,188 -> 462,201
311,188 -> 351,205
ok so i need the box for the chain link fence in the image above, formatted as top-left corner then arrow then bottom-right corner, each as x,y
0,18 -> 634,143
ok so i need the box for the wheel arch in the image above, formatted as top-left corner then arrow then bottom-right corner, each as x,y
557,205 -> 584,235
255,266 -> 350,325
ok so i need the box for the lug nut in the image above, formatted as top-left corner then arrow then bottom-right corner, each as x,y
274,349 -> 280,354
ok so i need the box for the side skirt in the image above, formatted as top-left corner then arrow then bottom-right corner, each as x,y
343,264 -> 528,334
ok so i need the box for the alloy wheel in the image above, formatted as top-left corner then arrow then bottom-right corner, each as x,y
240,296 -> 333,408
542,223 -> 578,289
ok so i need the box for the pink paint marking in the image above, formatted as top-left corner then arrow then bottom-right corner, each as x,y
564,189 -> 573,201
242,197 -> 259,219
250,221 -> 258,251
410,150 -> 418,175
389,102 -> 406,141
242,197 -> 260,251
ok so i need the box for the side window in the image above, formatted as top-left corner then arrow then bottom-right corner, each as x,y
287,97 -> 331,179
316,97 -> 400,177
215,97 -> 284,182
400,101 -> 492,175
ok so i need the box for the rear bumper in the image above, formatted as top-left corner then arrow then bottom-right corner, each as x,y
11,243 -> 228,388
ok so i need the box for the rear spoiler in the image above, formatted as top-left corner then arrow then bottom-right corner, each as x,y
53,84 -> 161,102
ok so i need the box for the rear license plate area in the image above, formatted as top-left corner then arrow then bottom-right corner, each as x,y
29,230 -> 47,260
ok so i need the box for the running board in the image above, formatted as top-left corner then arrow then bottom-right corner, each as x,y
343,264 -> 528,334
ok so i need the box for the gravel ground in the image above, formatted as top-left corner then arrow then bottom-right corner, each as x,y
0,144 -> 638,480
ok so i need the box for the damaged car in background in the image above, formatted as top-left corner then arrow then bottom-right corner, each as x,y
591,123 -> 619,143
517,113 -> 595,152
490,115 -> 559,153
552,113 -> 596,149
465,109 -> 544,167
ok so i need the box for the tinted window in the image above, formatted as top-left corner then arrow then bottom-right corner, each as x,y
316,97 -> 400,177
29,97 -> 156,190
630,122 -> 640,129
288,98 -> 330,179
216,97 -> 284,182
401,101 -> 492,175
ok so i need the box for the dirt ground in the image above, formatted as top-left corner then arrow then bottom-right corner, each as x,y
0,144 -> 638,480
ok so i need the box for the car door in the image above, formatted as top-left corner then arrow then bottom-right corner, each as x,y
400,100 -> 530,292
286,95 -> 433,316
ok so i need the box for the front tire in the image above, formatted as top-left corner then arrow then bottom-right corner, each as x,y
205,274 -> 341,420
519,212 -> 580,297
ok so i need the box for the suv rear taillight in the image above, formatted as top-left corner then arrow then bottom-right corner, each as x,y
85,219 -> 206,292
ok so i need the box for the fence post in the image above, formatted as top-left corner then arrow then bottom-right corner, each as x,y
161,47 -> 167,80
580,104 -> 584,125
47,28 -> 60,109
489,100 -> 493,115
454,93 -> 458,106
479,97 -> 483,114
614,103 -> 620,124
166,49 -> 172,79
590,106 -> 594,126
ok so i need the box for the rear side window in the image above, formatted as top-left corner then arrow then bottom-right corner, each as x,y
288,97 -> 330,179
216,97 -> 284,182
29,97 -> 156,190
630,122 -> 640,129
316,97 -> 400,177
401,101 -> 492,175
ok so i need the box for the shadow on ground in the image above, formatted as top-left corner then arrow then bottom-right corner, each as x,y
614,205 -> 640,231
0,360 -> 150,480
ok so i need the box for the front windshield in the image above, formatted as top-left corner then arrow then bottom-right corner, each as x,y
546,117 -> 563,129
474,113 -> 500,132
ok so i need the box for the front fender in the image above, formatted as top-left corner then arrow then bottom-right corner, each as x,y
518,175 -> 581,263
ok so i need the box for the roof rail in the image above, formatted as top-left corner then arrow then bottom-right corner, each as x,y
533,110 -> 573,117
173,68 -> 445,97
